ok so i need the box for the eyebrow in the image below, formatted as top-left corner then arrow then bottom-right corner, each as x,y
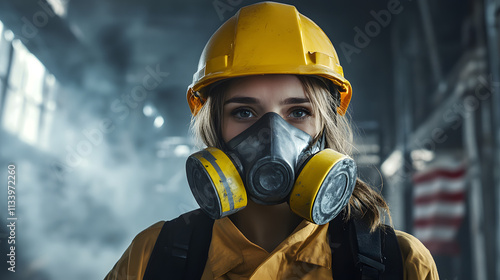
280,97 -> 310,105
223,97 -> 310,105
224,97 -> 259,105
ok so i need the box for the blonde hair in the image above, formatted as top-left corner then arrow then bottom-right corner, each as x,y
190,75 -> 390,231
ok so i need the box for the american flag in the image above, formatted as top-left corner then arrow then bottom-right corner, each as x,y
412,165 -> 466,255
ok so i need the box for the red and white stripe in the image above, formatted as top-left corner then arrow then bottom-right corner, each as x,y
412,166 -> 466,255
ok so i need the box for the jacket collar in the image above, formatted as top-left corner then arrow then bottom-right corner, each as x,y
207,217 -> 331,278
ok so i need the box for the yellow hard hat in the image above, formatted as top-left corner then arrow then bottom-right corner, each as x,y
187,1 -> 352,115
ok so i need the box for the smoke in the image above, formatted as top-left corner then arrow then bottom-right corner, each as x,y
0,1 -> 212,278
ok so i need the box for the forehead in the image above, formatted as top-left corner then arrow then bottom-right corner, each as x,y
224,75 -> 306,100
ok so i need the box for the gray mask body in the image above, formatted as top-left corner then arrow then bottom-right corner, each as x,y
225,112 -> 318,205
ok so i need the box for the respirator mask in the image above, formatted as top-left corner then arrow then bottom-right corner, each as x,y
186,112 -> 357,225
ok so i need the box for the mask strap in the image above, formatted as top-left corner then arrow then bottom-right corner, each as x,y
319,132 -> 326,150
309,131 -> 326,154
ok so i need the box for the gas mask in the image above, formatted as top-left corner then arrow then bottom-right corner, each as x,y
186,113 -> 357,225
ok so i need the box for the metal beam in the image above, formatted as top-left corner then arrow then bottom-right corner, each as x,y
484,0 -> 500,279
463,109 -> 488,280
417,0 -> 443,85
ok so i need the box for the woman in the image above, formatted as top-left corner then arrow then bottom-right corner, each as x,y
105,2 -> 439,279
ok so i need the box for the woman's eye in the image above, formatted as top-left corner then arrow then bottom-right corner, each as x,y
289,108 -> 310,119
231,108 -> 255,119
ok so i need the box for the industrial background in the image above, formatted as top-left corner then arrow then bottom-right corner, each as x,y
0,0 -> 499,279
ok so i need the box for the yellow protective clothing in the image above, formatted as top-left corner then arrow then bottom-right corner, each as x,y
104,218 -> 439,280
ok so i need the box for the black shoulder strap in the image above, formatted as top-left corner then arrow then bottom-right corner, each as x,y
143,209 -> 214,280
378,224 -> 404,279
329,215 -> 404,280
329,214 -> 358,280
352,218 -> 385,278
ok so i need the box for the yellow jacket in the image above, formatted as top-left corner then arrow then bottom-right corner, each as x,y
105,217 -> 439,280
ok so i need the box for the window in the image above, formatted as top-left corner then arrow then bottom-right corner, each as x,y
0,20 -> 13,114
0,20 -> 12,77
19,51 -> 45,145
39,73 -> 57,150
0,20 -> 58,148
